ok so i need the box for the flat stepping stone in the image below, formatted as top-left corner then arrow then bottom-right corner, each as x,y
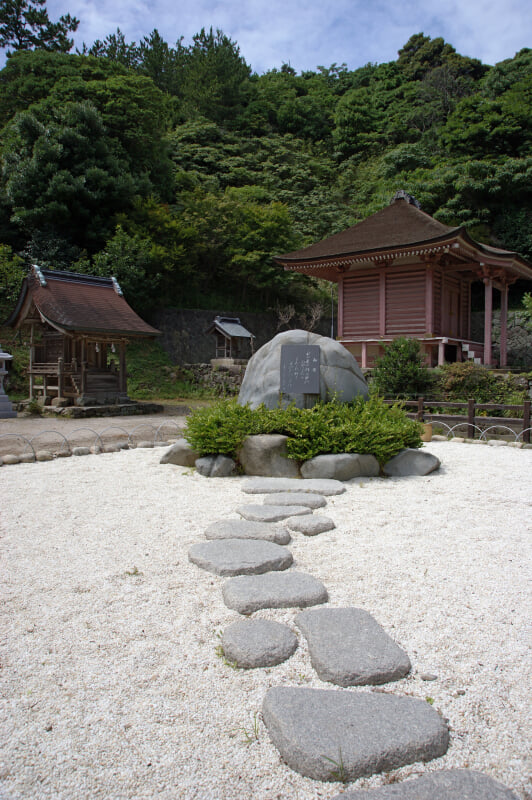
242,477 -> 346,496
222,571 -> 328,614
329,769 -> 520,799
237,504 -> 311,523
295,608 -> 411,686
204,519 -> 291,545
221,619 -> 298,668
263,492 -> 326,509
188,539 -> 292,576
286,515 -> 336,536
262,687 -> 449,782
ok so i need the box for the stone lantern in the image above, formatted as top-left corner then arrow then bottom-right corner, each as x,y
0,345 -> 17,418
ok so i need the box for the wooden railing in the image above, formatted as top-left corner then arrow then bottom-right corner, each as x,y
385,397 -> 531,443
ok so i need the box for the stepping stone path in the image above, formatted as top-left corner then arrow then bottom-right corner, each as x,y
295,607 -> 411,686
222,571 -> 328,614
188,539 -> 293,576
262,687 -> 449,781
222,619 -> 298,668
204,519 -> 291,545
329,769 -> 520,799
237,504 -> 311,522
185,474 -> 517,796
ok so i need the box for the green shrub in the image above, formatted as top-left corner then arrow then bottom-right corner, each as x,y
184,396 -> 422,466
371,338 -> 433,399
433,362 -> 528,406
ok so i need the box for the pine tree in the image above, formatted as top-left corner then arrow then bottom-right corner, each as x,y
0,0 -> 79,53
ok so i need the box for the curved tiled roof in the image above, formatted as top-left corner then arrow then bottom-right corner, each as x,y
8,267 -> 159,336
277,199 -> 461,262
276,198 -> 532,280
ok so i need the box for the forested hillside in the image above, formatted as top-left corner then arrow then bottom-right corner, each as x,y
1,21 -> 531,319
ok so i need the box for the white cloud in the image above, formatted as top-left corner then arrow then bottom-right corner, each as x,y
3,0 -> 530,73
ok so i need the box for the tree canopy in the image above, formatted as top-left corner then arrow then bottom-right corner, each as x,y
0,26 -> 531,315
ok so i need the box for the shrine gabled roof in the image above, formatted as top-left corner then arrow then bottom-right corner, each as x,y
205,316 -> 254,339
275,196 -> 532,280
7,267 -> 160,337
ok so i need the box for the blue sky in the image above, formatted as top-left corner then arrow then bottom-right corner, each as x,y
5,0 -> 532,73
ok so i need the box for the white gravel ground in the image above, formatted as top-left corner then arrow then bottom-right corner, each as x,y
1,441 -> 531,800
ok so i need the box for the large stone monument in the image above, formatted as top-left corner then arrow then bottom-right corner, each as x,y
238,330 -> 369,410
0,345 -> 16,418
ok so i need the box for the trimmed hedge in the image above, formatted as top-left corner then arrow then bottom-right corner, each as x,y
184,396 -> 423,467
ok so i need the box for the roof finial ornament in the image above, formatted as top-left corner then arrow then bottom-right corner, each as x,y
32,265 -> 47,286
391,190 -> 420,209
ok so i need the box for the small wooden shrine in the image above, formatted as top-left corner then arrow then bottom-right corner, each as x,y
8,266 -> 159,405
206,316 -> 255,360
275,192 -> 532,368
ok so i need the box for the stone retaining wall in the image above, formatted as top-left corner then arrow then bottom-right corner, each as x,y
151,308 -> 333,365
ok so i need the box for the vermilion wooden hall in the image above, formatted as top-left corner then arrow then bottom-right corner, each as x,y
276,192 -> 532,368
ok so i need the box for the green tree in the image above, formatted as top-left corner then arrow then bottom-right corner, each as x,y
0,0 -> 78,53
0,242 -> 25,319
179,28 -> 251,125
0,49 -> 127,129
1,101 -> 139,254
82,28 -> 140,69
371,338 -> 433,399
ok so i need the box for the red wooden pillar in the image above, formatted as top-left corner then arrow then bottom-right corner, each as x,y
425,265 -> 434,334
337,276 -> 344,338
483,278 -> 493,366
499,283 -> 508,368
379,269 -> 386,337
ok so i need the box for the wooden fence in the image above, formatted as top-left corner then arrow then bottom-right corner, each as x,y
386,398 -> 531,443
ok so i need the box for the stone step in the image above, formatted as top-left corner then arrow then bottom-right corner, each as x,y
222,571 -> 328,614
188,539 -> 293,577
295,607 -> 411,686
329,769 -> 520,799
262,687 -> 449,782
221,619 -> 298,668
262,492 -> 327,509
286,515 -> 336,536
204,519 -> 291,545
242,477 -> 346,495
237,504 -> 312,523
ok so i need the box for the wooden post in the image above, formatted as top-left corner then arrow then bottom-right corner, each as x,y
337,277 -> 344,338
484,278 -> 493,366
58,357 -> 64,398
499,283 -> 508,368
29,324 -> 35,399
467,398 -> 475,439
80,338 -> 86,397
119,340 -> 127,396
425,265 -> 433,334
417,397 -> 424,421
379,269 -> 386,337
361,341 -> 367,369
438,340 -> 445,366
523,400 -> 531,444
